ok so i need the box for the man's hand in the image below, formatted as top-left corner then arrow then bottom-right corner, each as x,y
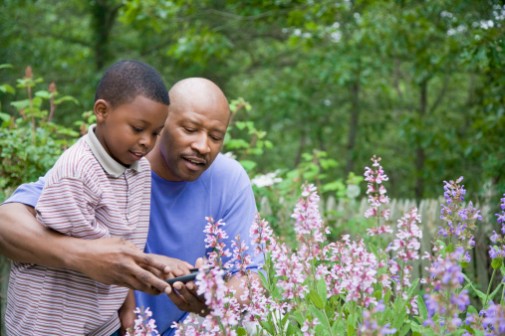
166,258 -> 262,316
167,257 -> 209,316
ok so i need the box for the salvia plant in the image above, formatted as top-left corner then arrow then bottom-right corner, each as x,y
129,156 -> 505,335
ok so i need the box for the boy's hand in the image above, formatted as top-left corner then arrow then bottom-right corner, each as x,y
70,237 -> 190,295
119,290 -> 136,334
146,254 -> 194,294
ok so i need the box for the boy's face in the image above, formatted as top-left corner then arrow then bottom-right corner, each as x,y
94,95 -> 168,166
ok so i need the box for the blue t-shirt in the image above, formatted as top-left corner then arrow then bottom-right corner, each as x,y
5,153 -> 263,336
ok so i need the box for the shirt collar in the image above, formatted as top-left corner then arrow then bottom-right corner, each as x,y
84,124 -> 142,178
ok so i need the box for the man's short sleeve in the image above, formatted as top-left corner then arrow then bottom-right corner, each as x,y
2,176 -> 46,208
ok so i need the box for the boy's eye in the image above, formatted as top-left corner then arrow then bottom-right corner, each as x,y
132,126 -> 143,133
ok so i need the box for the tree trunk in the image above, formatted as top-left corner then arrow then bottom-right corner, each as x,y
89,1 -> 121,70
345,79 -> 360,175
415,79 -> 428,200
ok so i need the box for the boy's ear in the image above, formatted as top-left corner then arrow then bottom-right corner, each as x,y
94,99 -> 110,123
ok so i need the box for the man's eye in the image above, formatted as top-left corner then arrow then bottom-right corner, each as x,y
184,127 -> 196,133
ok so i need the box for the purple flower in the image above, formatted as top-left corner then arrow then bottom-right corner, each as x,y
481,302 -> 505,334
423,249 -> 469,333
438,177 -> 481,257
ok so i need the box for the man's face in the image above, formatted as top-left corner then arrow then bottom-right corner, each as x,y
96,95 -> 168,166
158,99 -> 229,181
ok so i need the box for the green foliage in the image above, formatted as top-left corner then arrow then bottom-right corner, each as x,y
2,0 -> 504,200
0,66 -> 79,201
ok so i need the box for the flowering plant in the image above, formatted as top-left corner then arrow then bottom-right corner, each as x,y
132,156 -> 505,335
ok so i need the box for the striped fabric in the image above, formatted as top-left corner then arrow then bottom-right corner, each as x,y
6,136 -> 151,336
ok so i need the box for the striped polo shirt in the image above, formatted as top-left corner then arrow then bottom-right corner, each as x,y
6,125 -> 151,336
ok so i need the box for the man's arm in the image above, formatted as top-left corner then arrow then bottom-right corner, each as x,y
0,202 -> 175,294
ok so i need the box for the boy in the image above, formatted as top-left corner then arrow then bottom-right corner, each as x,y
6,60 -> 179,335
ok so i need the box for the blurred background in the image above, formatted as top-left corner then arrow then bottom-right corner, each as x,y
0,0 -> 504,200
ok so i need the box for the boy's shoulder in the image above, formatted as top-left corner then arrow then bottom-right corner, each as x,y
46,138 -> 101,182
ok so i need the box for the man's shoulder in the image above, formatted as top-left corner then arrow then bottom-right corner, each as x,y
201,153 -> 252,191
207,153 -> 248,178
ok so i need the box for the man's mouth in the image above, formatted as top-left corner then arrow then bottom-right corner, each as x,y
182,155 -> 207,168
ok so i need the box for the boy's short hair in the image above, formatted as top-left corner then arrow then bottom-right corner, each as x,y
95,60 -> 170,108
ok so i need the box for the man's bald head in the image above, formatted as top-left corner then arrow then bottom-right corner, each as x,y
168,77 -> 231,124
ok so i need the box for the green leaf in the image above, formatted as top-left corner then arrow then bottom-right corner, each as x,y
398,323 -> 411,336
0,84 -> 15,94
259,320 -> 275,335
317,278 -> 327,303
10,100 -> 30,111
54,95 -> 78,105
0,112 -> 11,122
308,289 -> 325,309
417,295 -> 428,320
35,90 -> 51,99
463,273 -> 487,304
236,327 -> 247,336
491,256 -> 502,270
309,305 -> 331,331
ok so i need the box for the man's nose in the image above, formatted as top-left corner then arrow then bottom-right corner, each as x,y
192,133 -> 211,154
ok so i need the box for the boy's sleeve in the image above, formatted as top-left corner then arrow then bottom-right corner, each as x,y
2,176 -> 46,208
36,176 -> 105,238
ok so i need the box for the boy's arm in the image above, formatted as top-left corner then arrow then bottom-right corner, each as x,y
0,202 -> 172,294
119,289 -> 136,334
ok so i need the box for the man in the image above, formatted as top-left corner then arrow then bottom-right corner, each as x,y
0,77 -> 262,335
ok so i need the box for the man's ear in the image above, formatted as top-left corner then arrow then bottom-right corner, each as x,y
94,99 -> 110,123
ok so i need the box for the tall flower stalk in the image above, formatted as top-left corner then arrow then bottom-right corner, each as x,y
364,155 -> 393,236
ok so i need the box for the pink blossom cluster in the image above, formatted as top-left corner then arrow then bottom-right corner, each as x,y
300,318 -> 320,336
230,234 -> 252,275
250,214 -> 275,256
291,183 -> 331,280
174,218 -> 246,335
323,235 -> 379,307
364,155 -> 391,222
271,241 -> 308,303
385,207 -> 423,313
203,216 -> 231,267
126,307 -> 159,336
387,207 -> 422,263
292,184 -> 329,262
